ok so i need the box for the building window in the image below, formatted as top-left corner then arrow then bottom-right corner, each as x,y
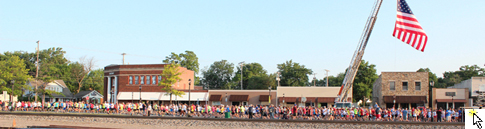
415,81 -> 421,90
159,76 -> 162,82
129,76 -> 133,85
135,76 -> 139,84
152,76 -> 156,85
146,76 -> 151,85
390,81 -> 395,91
140,76 -> 145,84
402,81 -> 408,91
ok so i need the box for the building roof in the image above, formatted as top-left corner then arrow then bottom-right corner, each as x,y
74,90 -> 100,98
47,87 -> 74,99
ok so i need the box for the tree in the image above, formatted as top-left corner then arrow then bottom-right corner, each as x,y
70,56 -> 96,94
201,60 -> 234,89
159,62 -> 185,104
417,68 -> 439,89
246,73 -> 277,89
0,51 -> 36,76
163,51 -> 200,85
233,63 -> 267,89
81,68 -> 104,93
277,60 -> 312,86
352,60 -> 378,102
436,65 -> 484,88
0,55 -> 32,100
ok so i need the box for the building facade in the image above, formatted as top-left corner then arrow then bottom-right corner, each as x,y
277,87 -> 351,108
104,64 -> 195,103
448,77 -> 485,106
431,88 -> 469,110
208,90 -> 276,106
372,72 -> 429,109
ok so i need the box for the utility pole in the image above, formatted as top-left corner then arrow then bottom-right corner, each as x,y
325,69 -> 329,87
121,53 -> 126,65
35,41 -> 40,102
239,61 -> 245,90
312,73 -> 317,86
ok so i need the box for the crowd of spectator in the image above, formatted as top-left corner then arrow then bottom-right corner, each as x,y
0,100 -> 463,122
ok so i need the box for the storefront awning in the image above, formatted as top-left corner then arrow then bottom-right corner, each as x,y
209,95 -> 222,101
383,96 -> 427,103
229,95 -> 249,102
436,99 -> 467,103
279,97 -> 297,102
317,97 -> 335,103
117,92 -> 208,101
259,95 -> 270,101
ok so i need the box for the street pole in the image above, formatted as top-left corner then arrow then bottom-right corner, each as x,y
121,53 -> 126,65
132,92 -> 133,104
10,80 -> 15,103
325,69 -> 329,87
239,62 -> 244,90
276,72 -> 280,86
430,81 -> 434,108
189,79 -> 192,115
139,85 -> 142,103
35,41 -> 40,102
268,86 -> 271,105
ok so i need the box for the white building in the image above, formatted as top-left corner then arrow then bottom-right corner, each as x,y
448,77 -> 485,106
26,80 -> 74,102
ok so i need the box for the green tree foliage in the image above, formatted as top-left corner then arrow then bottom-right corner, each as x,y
246,73 -> 277,89
159,62 -> 185,104
417,68 -> 439,88
352,60 -> 378,102
0,55 -> 32,97
81,69 -> 104,93
233,63 -> 268,89
277,60 -> 312,86
436,65 -> 485,87
37,47 -> 71,80
163,51 -> 200,85
0,51 -> 36,75
201,60 -> 234,89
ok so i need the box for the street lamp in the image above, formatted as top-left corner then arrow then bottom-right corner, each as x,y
239,61 -> 245,90
139,85 -> 142,103
188,79 -> 192,114
10,80 -> 15,103
225,93 -> 228,106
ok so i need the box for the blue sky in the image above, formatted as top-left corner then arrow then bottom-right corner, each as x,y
1,0 -> 484,79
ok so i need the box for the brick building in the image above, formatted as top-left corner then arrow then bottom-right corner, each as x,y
277,87 -> 351,108
372,72 -> 429,109
104,64 -> 194,103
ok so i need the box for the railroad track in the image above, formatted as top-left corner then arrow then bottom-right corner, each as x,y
0,112 -> 464,126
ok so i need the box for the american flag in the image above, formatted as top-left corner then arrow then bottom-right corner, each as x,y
393,0 -> 428,52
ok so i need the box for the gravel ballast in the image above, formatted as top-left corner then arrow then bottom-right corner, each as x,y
0,115 -> 464,129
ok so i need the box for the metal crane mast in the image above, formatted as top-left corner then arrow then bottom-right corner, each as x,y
336,0 -> 383,104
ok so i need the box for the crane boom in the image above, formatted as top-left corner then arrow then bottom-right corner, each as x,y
336,0 -> 383,104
